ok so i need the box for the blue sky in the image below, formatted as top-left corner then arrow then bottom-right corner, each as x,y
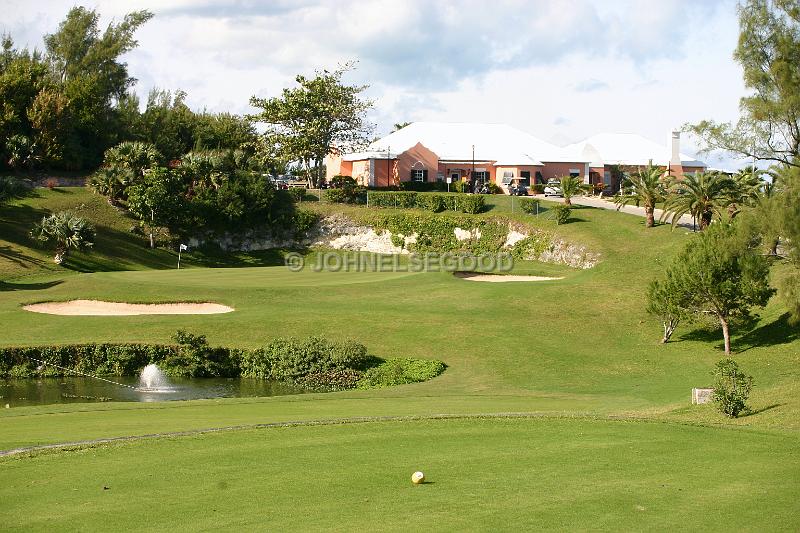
2,0 -> 748,168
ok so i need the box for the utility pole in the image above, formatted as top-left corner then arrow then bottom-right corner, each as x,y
472,144 -> 476,193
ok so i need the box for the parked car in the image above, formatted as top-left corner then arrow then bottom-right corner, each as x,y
543,179 -> 562,197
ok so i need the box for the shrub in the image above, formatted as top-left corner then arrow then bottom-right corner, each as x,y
324,188 -> 349,203
487,182 -> 502,194
331,175 -> 357,188
296,369 -> 363,391
325,186 -> 366,204
287,187 -> 307,202
160,330 -> 239,378
416,194 -> 446,212
712,359 -> 753,418
399,181 -> 446,192
357,358 -> 446,388
453,194 -> 485,214
292,210 -> 319,235
550,204 -> 571,225
531,184 -> 545,194
239,337 -> 373,384
369,191 -> 418,208
450,180 -> 468,193
519,198 -> 540,215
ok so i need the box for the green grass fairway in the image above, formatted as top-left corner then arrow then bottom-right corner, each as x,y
2,418 -> 798,532
1,188 -> 799,530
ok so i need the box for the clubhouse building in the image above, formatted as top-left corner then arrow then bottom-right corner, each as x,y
325,122 -> 707,193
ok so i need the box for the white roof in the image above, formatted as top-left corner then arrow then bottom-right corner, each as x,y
563,133 -> 706,168
358,122 -> 587,165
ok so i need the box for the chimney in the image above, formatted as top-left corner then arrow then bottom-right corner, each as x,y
669,131 -> 681,166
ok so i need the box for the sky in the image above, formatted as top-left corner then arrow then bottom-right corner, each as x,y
1,0 -> 749,168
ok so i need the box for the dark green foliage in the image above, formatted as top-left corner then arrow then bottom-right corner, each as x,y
239,337 -> 373,382
0,344 -> 174,378
324,185 -> 366,204
550,204 -> 571,225
30,210 -> 95,263
159,330 -> 239,378
0,334 -> 442,391
287,187 -> 307,202
249,63 -> 373,188
292,210 -> 319,235
357,358 -> 446,388
646,274 -> 688,343
398,181 -> 446,192
296,369 -> 363,391
0,176 -> 29,205
712,358 -> 753,417
519,198 -> 540,215
531,184 -> 545,194
368,191 -> 485,213
651,222 -> 775,353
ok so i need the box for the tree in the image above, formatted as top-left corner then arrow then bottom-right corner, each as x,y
686,0 -> 800,167
712,359 -> 753,418
661,171 -> 735,230
657,222 -> 775,354
101,141 -> 161,181
249,63 -> 374,188
393,121 -> 411,131
773,163 -> 800,321
126,167 -> 188,248
30,211 -> 95,264
614,162 -> 667,227
646,273 -> 688,343
87,166 -> 130,206
43,7 -> 154,167
725,166 -> 765,218
558,175 -> 588,206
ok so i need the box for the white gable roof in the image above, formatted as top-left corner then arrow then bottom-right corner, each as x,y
563,133 -> 706,168
356,122 -> 587,165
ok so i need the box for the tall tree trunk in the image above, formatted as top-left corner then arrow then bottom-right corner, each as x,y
720,316 -> 731,354
646,206 -> 655,228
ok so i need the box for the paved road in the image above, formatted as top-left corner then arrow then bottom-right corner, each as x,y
531,194 -> 697,230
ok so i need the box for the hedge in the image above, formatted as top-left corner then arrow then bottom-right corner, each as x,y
0,334 -> 444,392
368,191 -> 485,214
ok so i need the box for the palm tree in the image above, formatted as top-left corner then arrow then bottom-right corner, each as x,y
662,171 -> 735,230
102,142 -> 162,180
87,167 -> 131,206
559,175 -> 588,206
725,166 -> 764,218
614,162 -> 667,227
30,211 -> 95,264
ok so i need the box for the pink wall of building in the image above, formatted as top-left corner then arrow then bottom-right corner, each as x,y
538,162 -> 587,182
396,143 -> 439,183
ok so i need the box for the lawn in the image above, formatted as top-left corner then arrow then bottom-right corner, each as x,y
0,188 -> 798,530
2,418 -> 797,532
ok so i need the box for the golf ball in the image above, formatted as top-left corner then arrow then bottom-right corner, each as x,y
411,471 -> 425,484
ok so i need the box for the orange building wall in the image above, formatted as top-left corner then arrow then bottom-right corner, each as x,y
539,162 -> 587,182
325,154 -> 343,182
396,143 -> 439,183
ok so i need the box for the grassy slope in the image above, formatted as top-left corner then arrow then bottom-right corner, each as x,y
0,189 -> 798,530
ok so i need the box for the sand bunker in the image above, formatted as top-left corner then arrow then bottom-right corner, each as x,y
454,272 -> 563,283
23,300 -> 234,316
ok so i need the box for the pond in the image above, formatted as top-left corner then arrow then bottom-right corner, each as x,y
0,376 -> 309,407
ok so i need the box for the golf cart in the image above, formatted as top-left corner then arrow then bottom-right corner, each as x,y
543,179 -> 562,197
